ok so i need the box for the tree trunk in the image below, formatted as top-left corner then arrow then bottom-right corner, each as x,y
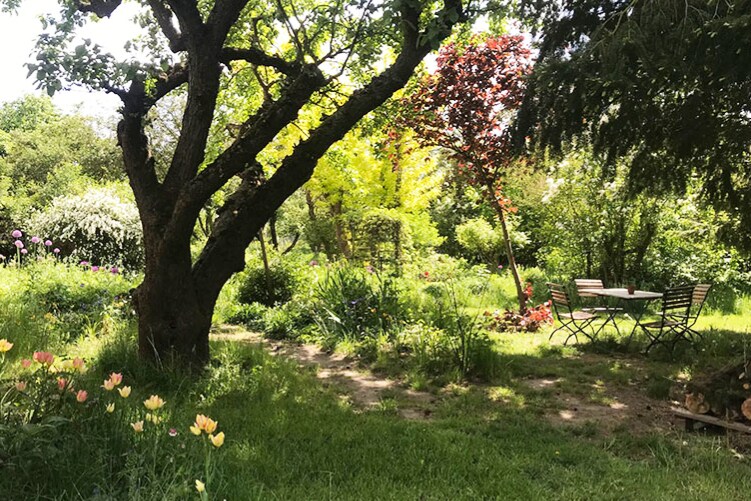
496,208 -> 526,313
134,259 -> 212,366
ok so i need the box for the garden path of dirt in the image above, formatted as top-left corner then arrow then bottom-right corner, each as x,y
212,326 -> 683,433
211,325 -> 436,420
520,375 -> 678,435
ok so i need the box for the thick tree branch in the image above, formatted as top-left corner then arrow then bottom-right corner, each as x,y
207,0 -> 249,44
147,0 -> 185,52
221,47 -> 301,76
117,80 -> 163,223
162,64 -> 326,245
165,0 -> 204,39
73,0 -> 121,17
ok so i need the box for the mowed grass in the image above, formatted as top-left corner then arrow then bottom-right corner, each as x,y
68,328 -> 750,501
3,288 -> 749,500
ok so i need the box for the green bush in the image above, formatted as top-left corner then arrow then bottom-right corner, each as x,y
313,266 -> 403,342
237,265 -> 295,307
224,302 -> 269,329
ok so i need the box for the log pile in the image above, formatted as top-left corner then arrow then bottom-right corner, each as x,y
681,360 -> 751,422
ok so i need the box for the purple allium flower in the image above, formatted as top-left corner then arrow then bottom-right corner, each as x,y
110,267 -> 119,274
20,248 -> 28,255
14,240 -> 23,249
91,266 -> 99,272
11,230 -> 22,238
31,236 -> 40,244
44,240 -> 52,247
309,260 -> 319,267
53,248 -> 60,254
80,260 -> 89,266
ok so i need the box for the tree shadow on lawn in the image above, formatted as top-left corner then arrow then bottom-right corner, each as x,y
198,341 -> 751,500
90,334 -> 751,499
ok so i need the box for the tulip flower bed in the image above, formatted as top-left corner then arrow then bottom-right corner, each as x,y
0,340 -> 228,499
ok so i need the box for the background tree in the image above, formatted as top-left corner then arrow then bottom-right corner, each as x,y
18,0 -> 468,365
515,0 -> 751,252
399,34 -> 533,312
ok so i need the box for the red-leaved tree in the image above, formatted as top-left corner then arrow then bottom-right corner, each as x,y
400,35 -> 533,312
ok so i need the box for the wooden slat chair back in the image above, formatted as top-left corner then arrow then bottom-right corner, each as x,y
685,284 -> 712,340
547,282 -> 597,345
643,285 -> 696,354
574,279 -> 605,298
574,278 -> 622,336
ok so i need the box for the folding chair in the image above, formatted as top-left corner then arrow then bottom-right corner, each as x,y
575,279 -> 623,336
547,282 -> 598,345
684,284 -> 712,341
642,285 -> 695,353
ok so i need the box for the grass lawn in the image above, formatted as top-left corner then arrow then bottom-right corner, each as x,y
150,301 -> 751,499
3,301 -> 749,499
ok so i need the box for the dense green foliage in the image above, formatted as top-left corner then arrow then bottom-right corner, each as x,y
517,0 -> 751,251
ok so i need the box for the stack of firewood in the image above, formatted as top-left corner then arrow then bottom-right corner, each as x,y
682,360 -> 751,422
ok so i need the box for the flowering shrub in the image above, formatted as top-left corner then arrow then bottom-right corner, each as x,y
486,282 -> 553,332
30,187 -> 143,269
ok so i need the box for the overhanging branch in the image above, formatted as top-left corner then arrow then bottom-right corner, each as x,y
221,47 -> 301,76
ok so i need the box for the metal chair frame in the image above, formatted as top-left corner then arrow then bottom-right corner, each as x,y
547,282 -> 598,345
642,285 -> 695,353
574,279 -> 623,337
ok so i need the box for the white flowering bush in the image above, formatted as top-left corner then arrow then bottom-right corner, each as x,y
31,188 -> 143,269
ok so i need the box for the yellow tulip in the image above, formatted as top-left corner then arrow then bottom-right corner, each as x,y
131,420 -> 144,433
118,386 -> 131,398
195,479 -> 205,493
0,339 -> 13,353
106,403 -> 115,413
143,394 -> 165,410
190,425 -> 202,436
194,414 -> 217,434
209,432 -> 225,448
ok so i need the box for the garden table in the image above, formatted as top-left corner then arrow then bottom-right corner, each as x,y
588,288 -> 663,344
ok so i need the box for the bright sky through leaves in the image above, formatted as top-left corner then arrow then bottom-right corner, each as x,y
0,0 -> 141,118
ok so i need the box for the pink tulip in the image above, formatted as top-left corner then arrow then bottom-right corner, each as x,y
57,378 -> 68,390
33,351 -> 54,365
21,359 -> 31,368
76,390 -> 88,403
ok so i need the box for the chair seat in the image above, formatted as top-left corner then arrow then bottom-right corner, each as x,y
582,307 -> 624,313
642,319 -> 682,329
560,311 -> 597,320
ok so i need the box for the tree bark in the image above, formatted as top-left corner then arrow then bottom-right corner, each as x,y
133,243 -> 212,365
496,207 -> 526,313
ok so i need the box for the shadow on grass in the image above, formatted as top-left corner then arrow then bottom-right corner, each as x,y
85,327 -> 751,500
